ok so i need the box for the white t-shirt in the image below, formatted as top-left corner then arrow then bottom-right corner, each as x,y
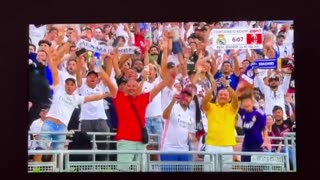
284,29 -> 294,46
143,77 -> 163,117
29,24 -> 47,50
161,86 -> 177,111
161,103 -> 196,151
179,27 -> 193,41
256,74 -> 291,119
46,85 -> 85,126
274,44 -> 294,58
78,80 -> 108,120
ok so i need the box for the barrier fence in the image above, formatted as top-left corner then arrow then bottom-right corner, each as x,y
28,132 -> 296,172
28,150 -> 289,172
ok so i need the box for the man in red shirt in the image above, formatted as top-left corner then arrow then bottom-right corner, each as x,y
112,76 -> 170,171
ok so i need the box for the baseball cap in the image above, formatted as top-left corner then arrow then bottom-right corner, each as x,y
180,88 -> 193,97
167,62 -> 176,69
38,40 -> 52,47
86,71 -> 99,77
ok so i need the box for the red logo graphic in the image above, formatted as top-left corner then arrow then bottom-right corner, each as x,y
246,34 -> 262,44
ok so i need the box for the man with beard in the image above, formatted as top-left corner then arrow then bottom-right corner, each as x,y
256,71 -> 291,119
271,106 -> 294,169
149,45 -> 160,64
160,88 -> 198,172
202,77 -> 239,171
133,59 -> 144,79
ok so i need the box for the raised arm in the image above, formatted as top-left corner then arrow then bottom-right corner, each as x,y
112,49 -> 122,78
281,70 -> 292,93
144,43 -> 150,66
99,67 -> 117,98
134,70 -> 148,96
230,50 -> 240,77
123,23 -> 133,46
84,92 -> 111,103
202,79 -> 217,111
211,52 -> 218,75
255,71 -> 268,95
163,96 -> 177,120
76,55 -> 85,87
160,39 -> 169,78
221,77 -> 239,110
150,77 -> 170,101
177,52 -> 187,77
48,48 -> 60,86
104,55 -> 113,77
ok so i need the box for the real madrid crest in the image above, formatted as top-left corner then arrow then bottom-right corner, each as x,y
216,34 -> 226,45
247,69 -> 254,78
252,115 -> 256,122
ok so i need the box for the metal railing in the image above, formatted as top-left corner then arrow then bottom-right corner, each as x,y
28,132 -> 296,172
28,150 -> 289,172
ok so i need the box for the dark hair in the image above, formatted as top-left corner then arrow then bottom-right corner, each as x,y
188,33 -> 197,40
117,36 -> 126,43
29,44 -> 36,51
67,27 -> 74,31
65,78 -> 76,84
242,59 -> 251,65
222,61 -> 232,67
272,105 -> 283,113
148,45 -> 159,53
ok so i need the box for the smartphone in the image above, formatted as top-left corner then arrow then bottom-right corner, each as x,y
76,48 -> 87,57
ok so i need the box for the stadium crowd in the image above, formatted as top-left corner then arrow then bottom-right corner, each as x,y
28,21 -> 295,171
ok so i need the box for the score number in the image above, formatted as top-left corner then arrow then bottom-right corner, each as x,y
232,37 -> 244,42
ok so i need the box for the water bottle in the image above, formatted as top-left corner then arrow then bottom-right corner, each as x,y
94,53 -> 101,72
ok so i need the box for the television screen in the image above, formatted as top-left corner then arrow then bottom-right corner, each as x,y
28,21 -> 295,172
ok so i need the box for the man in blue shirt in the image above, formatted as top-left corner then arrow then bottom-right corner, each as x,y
238,92 -> 270,162
214,51 -> 240,91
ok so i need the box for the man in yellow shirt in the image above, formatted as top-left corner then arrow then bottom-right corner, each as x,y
202,76 -> 239,171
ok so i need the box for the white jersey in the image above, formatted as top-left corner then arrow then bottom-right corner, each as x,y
143,77 -> 162,117
78,80 -> 108,120
46,85 -> 85,126
161,104 -> 196,151
161,86 -> 177,111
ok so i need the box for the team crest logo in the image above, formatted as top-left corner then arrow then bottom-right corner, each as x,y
216,34 -> 226,45
246,69 -> 254,78
252,115 -> 256,122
